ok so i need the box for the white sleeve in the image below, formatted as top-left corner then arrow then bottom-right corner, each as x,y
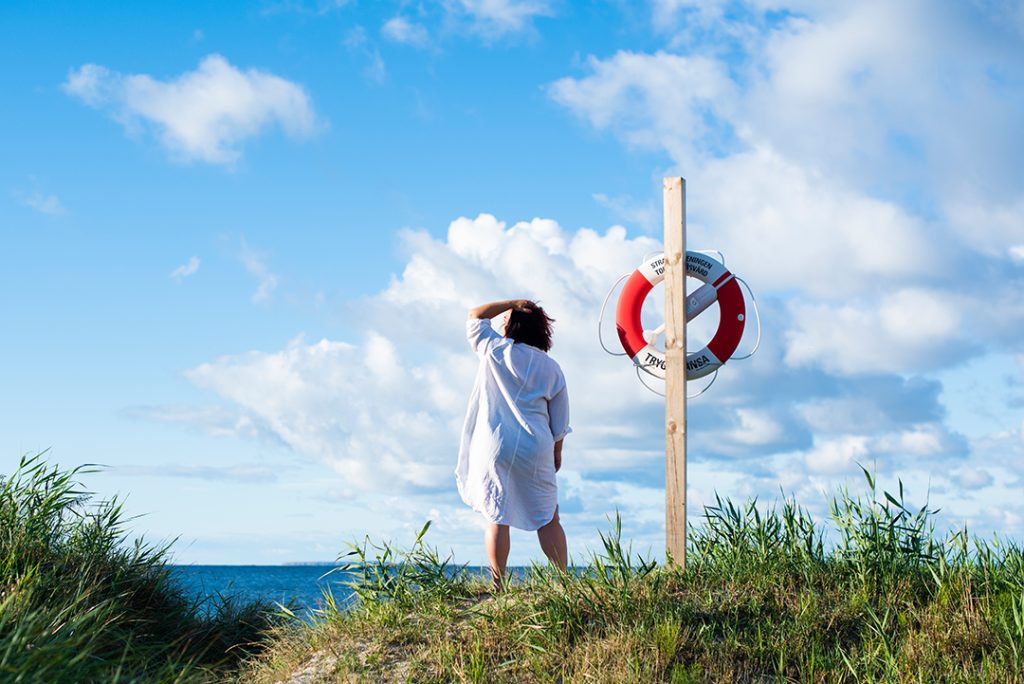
466,317 -> 501,357
548,378 -> 572,442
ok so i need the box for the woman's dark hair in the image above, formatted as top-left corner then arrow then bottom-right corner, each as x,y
505,302 -> 555,352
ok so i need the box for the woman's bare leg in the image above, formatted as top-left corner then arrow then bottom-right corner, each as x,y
485,522 -> 510,591
537,506 -> 568,572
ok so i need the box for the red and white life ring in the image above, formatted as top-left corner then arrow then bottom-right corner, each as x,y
615,252 -> 746,380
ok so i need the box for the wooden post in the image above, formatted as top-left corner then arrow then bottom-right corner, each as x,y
663,177 -> 687,569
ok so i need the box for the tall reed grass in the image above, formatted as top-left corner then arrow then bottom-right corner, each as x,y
1,452 -> 277,683
244,466 -> 1024,683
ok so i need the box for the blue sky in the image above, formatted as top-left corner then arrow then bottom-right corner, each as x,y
2,0 -> 1023,565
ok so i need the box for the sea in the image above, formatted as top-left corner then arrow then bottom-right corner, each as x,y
171,565 -> 356,617
171,565 -> 529,619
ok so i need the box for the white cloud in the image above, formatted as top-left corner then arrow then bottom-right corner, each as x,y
651,0 -> 711,29
784,288 -> 965,375
134,1 -> 1024,560
63,54 -> 319,165
121,404 -> 285,446
170,256 -> 200,282
343,26 -> 388,84
64,63 -> 111,106
971,419 -> 1024,480
981,505 -> 1023,530
260,0 -> 353,16
165,211 -> 958,491
382,16 -> 430,46
15,189 -> 66,216
546,2 -> 1024,377
169,215 -> 670,498
364,50 -> 387,84
946,199 -> 1024,257
787,420 -> 965,479
956,466 -> 993,490
445,0 -> 554,39
874,423 -> 961,459
728,408 -> 785,446
549,51 -> 735,167
693,147 -> 941,299
183,333 -> 460,489
115,462 -> 280,483
533,2 -> 1024,548
153,210 -> 1010,562
550,2 -> 1024,207
240,241 -> 279,302
746,2 -> 1024,203
592,192 -> 659,233
804,435 -> 870,475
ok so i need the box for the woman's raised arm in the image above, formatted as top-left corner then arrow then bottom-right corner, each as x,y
468,299 -> 533,319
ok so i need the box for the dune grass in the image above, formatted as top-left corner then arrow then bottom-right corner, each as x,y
1,452 -> 279,683
5,451 -> 1022,682
242,468 -> 1024,683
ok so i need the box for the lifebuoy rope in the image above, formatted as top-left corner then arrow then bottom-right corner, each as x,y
729,276 -> 761,360
634,362 -> 719,399
597,273 -> 630,357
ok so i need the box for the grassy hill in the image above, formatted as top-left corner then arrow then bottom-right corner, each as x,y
242,470 -> 1024,683
4,454 -> 1023,682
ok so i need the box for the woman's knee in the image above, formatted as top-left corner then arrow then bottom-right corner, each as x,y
540,506 -> 560,530
486,522 -> 509,536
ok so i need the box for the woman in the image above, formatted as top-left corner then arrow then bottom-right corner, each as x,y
455,299 -> 571,590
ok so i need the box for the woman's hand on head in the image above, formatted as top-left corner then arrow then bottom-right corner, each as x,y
512,299 -> 533,313
468,299 -> 533,320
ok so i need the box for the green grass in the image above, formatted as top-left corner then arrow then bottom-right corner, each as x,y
6,452 -> 1023,682
243,467 -> 1024,683
1,452 -> 279,683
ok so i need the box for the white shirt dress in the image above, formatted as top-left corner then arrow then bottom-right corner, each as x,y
455,317 -> 572,531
